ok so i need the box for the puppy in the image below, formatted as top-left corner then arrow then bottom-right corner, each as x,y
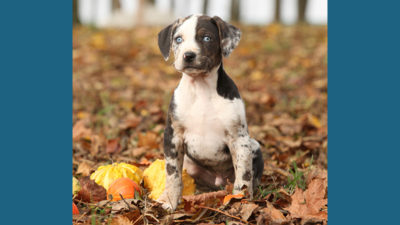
157,15 -> 264,211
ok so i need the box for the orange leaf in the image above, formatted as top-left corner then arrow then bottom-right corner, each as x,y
73,202 -> 79,215
222,194 -> 244,205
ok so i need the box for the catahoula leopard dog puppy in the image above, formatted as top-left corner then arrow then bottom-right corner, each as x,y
157,15 -> 264,211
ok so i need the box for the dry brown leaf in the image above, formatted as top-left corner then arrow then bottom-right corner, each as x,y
197,223 -> 224,225
106,138 -> 121,154
256,202 -> 286,225
183,190 -> 228,205
138,132 -> 159,149
305,168 -> 327,185
73,120 -> 92,141
76,161 -> 92,177
272,114 -> 302,136
110,215 -> 133,225
304,179 -> 327,216
239,203 -> 259,221
274,188 -> 292,208
76,176 -> 107,202
119,114 -> 141,130
285,175 -> 327,221
183,190 -> 227,212
90,134 -> 102,156
130,147 -> 147,158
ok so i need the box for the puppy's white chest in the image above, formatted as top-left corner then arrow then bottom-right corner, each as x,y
178,91 -> 227,154
173,76 -> 237,164
182,94 -> 224,133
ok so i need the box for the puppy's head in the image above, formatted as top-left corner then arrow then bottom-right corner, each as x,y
158,15 -> 241,76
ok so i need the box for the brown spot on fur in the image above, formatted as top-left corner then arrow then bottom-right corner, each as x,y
166,163 -> 177,175
211,16 -> 241,57
195,16 -> 222,71
242,170 -> 251,181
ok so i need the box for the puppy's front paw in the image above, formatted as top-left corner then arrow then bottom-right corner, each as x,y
233,182 -> 253,199
156,190 -> 180,212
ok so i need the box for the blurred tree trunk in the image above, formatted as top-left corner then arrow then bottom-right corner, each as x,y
171,0 -> 175,13
203,0 -> 209,15
231,0 -> 240,22
112,0 -> 121,10
298,0 -> 308,24
274,0 -> 281,23
73,0 -> 80,24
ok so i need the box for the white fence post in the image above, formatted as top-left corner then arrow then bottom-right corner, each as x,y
207,0 -> 232,21
281,0 -> 298,25
240,0 -> 275,25
306,0 -> 328,25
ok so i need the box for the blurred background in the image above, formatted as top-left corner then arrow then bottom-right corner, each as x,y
73,0 -> 327,27
73,0 -> 327,196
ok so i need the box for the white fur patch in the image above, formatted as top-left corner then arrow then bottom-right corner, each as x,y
173,68 -> 247,166
173,15 -> 200,71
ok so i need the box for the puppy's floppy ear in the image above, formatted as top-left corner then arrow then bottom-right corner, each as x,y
212,16 -> 241,57
158,22 -> 177,61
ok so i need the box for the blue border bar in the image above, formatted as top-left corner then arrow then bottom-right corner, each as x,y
0,1 -> 71,224
329,1 -> 400,224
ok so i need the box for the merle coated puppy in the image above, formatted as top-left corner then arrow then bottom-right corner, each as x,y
157,15 -> 264,211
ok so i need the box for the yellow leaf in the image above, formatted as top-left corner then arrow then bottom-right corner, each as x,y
308,114 -> 322,128
250,70 -> 263,81
73,177 -> 81,196
90,33 -> 106,50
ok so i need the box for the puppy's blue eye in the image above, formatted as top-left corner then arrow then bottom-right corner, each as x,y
203,36 -> 211,42
176,37 -> 183,43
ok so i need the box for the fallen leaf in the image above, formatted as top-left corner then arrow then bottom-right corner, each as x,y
90,134 -> 102,156
130,147 -> 147,158
76,161 -> 92,177
307,114 -> 322,128
223,194 -> 245,205
110,200 -> 140,213
284,175 -> 327,221
138,132 -> 159,149
274,188 -> 292,208
239,202 -> 258,221
183,190 -> 228,212
256,202 -> 287,224
72,120 -> 91,141
110,215 -> 133,225
119,114 -> 141,130
76,176 -> 107,202
305,168 -> 327,185
106,138 -> 121,154
90,33 -> 106,50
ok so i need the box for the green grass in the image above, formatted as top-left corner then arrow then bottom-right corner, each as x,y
285,161 -> 306,194
257,185 -> 280,202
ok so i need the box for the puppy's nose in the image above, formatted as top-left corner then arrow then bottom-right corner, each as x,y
183,52 -> 196,63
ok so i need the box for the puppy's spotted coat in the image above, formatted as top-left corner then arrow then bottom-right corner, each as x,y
157,15 -> 264,211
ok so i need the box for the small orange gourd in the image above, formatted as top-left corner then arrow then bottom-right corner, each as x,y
107,178 -> 141,201
73,202 -> 79,215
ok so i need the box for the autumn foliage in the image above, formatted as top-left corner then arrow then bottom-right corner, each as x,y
73,24 -> 327,225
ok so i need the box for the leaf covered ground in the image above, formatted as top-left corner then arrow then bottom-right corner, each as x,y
73,23 -> 327,225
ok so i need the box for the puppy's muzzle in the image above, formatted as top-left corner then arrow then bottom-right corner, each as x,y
183,51 -> 196,63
